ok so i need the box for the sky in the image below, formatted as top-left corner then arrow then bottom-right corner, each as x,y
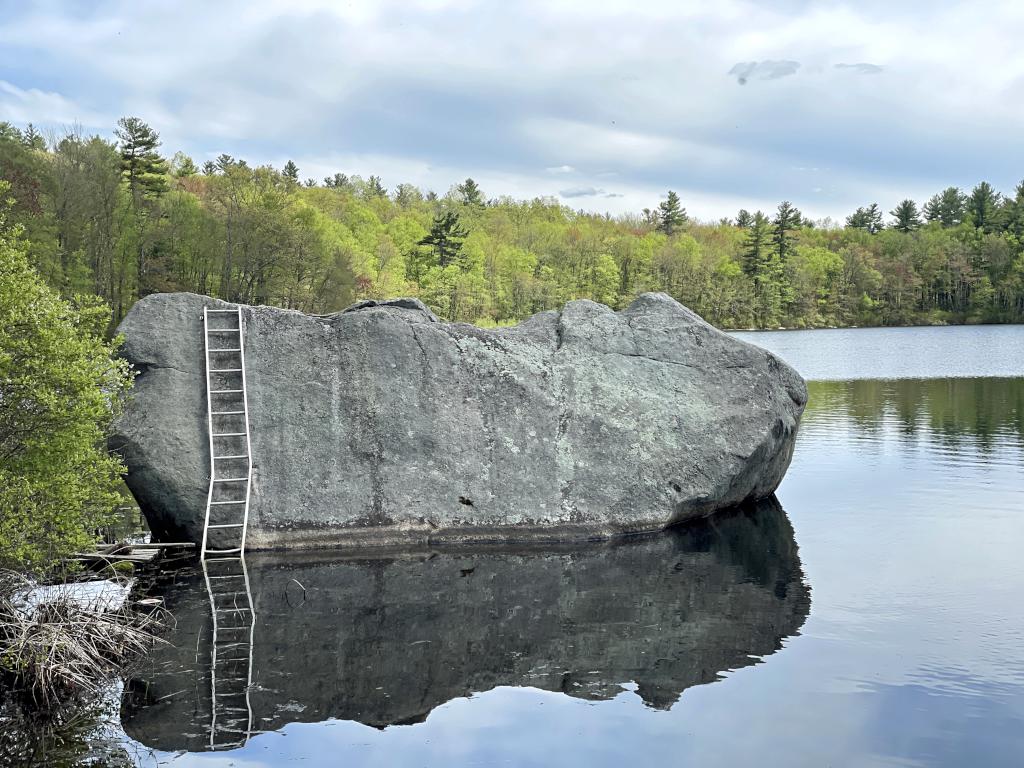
1,0 -> 1023,222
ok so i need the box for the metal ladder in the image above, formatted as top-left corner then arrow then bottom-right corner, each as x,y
200,306 -> 253,560
201,557 -> 257,750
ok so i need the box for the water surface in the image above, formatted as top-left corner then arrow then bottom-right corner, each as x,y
30,325 -> 1024,767
733,324 -> 1024,380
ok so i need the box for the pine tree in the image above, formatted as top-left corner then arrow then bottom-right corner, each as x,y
417,211 -> 469,268
656,191 -> 687,235
846,203 -> 883,234
742,211 -> 784,327
324,173 -> 350,189
394,183 -> 423,209
1004,181 -> 1024,241
283,160 -> 299,184
967,181 -> 1001,232
735,209 -> 753,228
114,116 -> 167,197
171,151 -> 198,178
366,175 -> 387,198
456,177 -> 485,207
889,199 -> 922,233
923,187 -> 967,227
772,201 -> 802,263
21,123 -> 45,151
741,212 -> 770,277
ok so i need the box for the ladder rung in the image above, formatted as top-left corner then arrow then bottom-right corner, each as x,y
207,309 -> 240,313
210,500 -> 246,505
212,411 -> 245,415
205,548 -> 243,554
213,432 -> 247,437
210,368 -> 243,372
213,477 -> 248,482
208,523 -> 245,528
210,389 -> 244,394
207,329 -> 240,332
208,574 -> 246,579
214,454 -> 248,459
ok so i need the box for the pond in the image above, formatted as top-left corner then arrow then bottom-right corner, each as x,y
25,324 -> 1024,766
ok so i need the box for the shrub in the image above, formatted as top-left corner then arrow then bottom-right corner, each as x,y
0,183 -> 134,571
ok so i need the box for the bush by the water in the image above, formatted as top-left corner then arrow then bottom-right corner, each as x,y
0,183 -> 134,571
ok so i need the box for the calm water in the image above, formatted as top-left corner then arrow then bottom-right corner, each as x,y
34,326 -> 1024,766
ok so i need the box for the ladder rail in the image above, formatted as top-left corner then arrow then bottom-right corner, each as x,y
200,307 -> 216,560
201,305 -> 253,561
237,306 -> 254,554
201,559 -> 219,748
202,557 -> 257,751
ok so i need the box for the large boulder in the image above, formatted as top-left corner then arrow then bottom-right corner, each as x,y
111,292 -> 806,549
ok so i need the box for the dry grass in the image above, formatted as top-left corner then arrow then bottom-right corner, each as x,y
0,570 -> 167,709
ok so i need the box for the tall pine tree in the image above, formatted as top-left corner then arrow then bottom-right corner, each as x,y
456,177 -> 485,207
967,181 -> 1001,232
923,187 -> 967,227
657,190 -> 687,235
416,211 -> 469,269
772,201 -> 802,264
846,203 -> 884,234
889,199 -> 922,232
114,116 -> 167,198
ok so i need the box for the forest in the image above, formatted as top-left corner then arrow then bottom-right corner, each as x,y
3,117 -> 1024,330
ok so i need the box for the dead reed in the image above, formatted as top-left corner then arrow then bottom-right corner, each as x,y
0,570 -> 167,709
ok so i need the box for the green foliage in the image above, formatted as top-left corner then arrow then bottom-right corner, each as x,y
114,117 -> 167,198
0,188 -> 133,571
417,210 -> 469,269
846,203 -> 884,234
170,152 -> 198,178
967,181 -> 1001,233
923,186 -> 968,227
656,190 -> 687,235
890,199 -> 922,233
4,119 -> 1024,335
456,177 -> 485,208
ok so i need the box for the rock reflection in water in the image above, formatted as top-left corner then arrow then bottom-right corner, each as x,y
122,498 -> 809,752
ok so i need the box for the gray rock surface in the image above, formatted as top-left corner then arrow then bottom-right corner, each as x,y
111,292 -> 806,549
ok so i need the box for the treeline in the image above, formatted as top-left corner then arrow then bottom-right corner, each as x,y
3,118 -> 1024,329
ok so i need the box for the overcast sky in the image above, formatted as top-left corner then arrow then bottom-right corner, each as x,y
2,0 -> 1023,221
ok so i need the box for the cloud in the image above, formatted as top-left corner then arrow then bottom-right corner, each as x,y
1,1 -> 1023,222
728,60 -> 801,85
0,80 -> 105,128
559,186 -> 605,198
835,62 -> 884,74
